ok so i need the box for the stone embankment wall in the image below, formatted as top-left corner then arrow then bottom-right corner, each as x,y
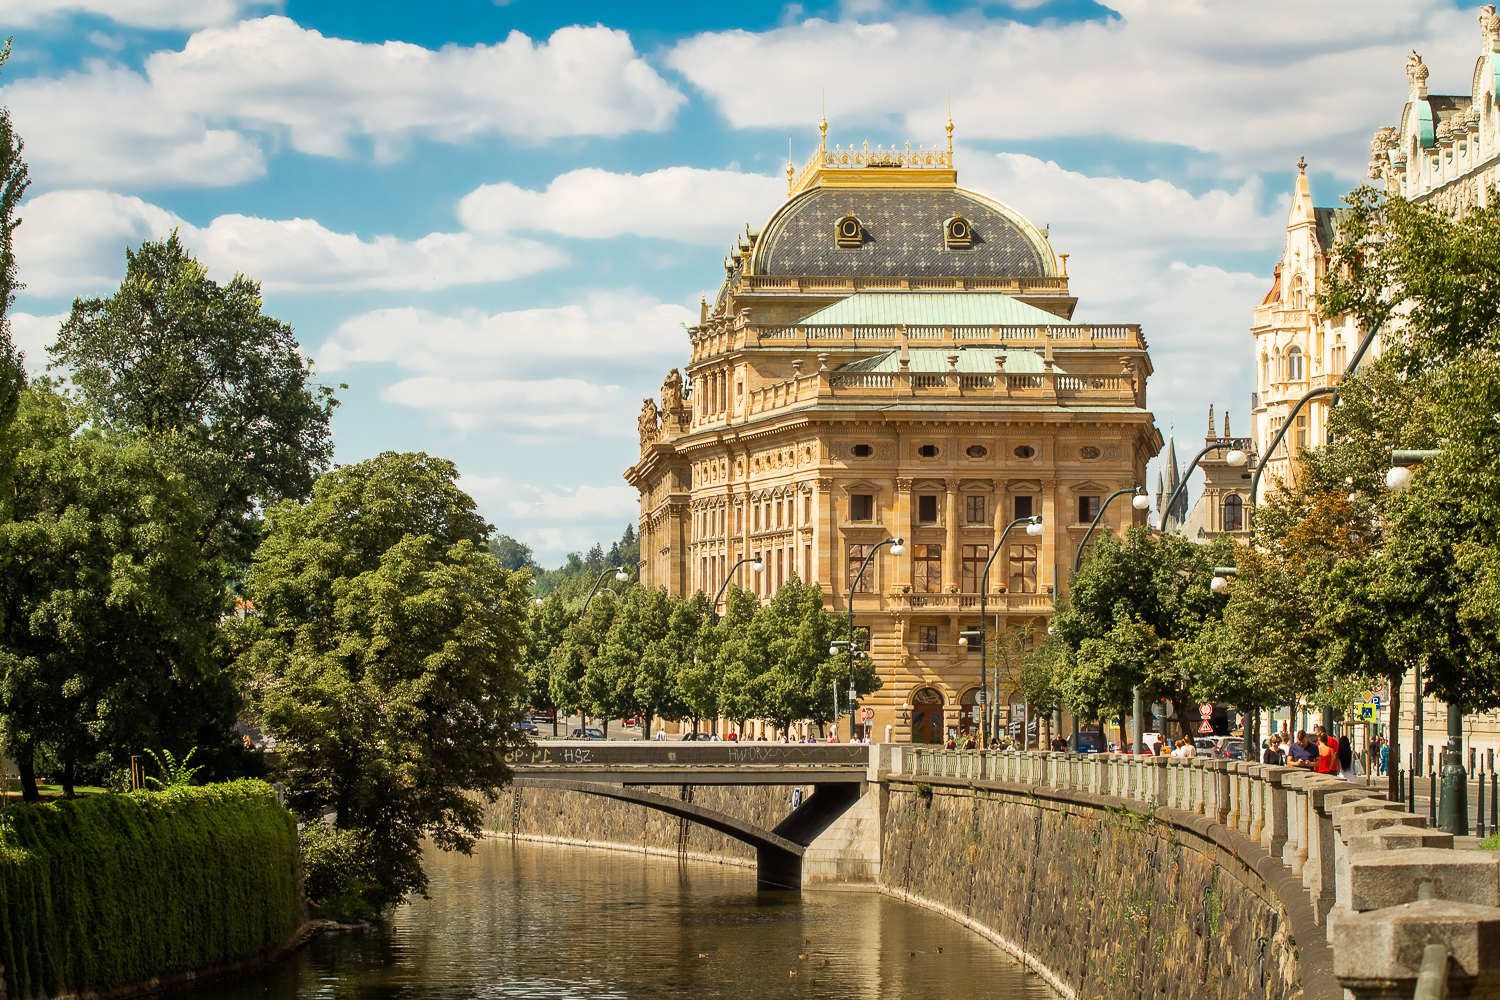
480,782 -> 808,868
881,779 -> 1303,1000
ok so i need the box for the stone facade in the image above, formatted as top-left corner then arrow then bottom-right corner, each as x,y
624,123 -> 1162,744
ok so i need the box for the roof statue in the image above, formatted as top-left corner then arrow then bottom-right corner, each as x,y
1482,5 -> 1500,52
1406,51 -> 1430,95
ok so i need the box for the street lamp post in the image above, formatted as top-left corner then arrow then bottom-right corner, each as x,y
958,515 -> 1043,744
1074,486 -> 1152,572
1159,439 -> 1251,532
833,537 -> 905,741
712,557 -> 764,618
581,566 -> 630,615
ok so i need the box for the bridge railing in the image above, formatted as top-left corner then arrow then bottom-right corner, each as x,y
880,745 -> 1500,998
507,742 -> 869,769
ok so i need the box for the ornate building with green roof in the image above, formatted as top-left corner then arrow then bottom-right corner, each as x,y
625,122 -> 1162,744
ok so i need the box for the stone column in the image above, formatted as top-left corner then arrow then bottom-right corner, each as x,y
894,478 -> 913,590
943,479 -> 959,590
817,477 -> 835,608
1040,479 -> 1060,598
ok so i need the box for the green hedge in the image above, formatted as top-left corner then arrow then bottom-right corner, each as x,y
0,780 -> 302,999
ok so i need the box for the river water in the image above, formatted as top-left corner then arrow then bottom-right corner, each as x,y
167,838 -> 1057,999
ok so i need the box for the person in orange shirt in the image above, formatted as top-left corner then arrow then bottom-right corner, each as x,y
1314,726 -> 1339,774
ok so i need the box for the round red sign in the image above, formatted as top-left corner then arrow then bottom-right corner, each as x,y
1199,703 -> 1214,718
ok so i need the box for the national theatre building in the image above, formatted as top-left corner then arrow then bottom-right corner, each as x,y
624,123 -> 1162,743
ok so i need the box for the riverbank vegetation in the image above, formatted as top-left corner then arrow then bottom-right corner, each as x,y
0,780 -> 300,999
0,41 -> 530,931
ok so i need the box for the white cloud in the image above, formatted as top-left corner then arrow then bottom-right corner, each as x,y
15,189 -> 565,297
320,291 -> 691,373
383,377 -> 631,435
668,1 -> 1477,178
0,0 -> 277,29
7,312 -> 65,369
460,166 -> 786,245
459,473 -> 639,563
5,65 -> 267,188
323,292 -> 691,436
3,17 -> 685,188
953,152 -> 1274,494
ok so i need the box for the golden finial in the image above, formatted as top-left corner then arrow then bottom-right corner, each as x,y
1297,155 -> 1307,174
1059,253 -> 1069,278
945,101 -> 954,164
787,137 -> 795,196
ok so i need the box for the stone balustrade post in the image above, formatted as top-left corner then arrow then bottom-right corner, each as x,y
1283,770 -> 1312,876
1259,766 -> 1293,861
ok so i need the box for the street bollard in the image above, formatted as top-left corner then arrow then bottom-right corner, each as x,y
1439,708 -> 1469,837
1479,766 -> 1487,838
1430,771 -> 1438,827
1407,768 -> 1416,815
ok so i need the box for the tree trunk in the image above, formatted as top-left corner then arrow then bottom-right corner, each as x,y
602,718 -> 609,739
18,751 -> 40,803
62,757 -> 76,799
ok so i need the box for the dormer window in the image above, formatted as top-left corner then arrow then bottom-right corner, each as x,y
836,212 -> 864,248
944,213 -> 974,250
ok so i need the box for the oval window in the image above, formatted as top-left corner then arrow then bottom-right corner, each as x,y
1014,445 -> 1036,459
1080,446 -> 1101,460
918,444 -> 939,458
965,445 -> 988,459
852,444 -> 873,458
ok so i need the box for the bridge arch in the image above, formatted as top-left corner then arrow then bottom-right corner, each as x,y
511,777 -> 860,890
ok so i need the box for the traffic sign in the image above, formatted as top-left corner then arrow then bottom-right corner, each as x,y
860,707 -> 874,723
1198,721 -> 1213,733
1199,703 -> 1214,718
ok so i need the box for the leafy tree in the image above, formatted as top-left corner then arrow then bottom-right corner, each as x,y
524,592 -> 572,735
238,451 -> 529,910
0,37 -> 30,466
489,534 -> 539,573
1315,186 -> 1500,715
1053,527 -> 1235,738
596,586 -> 682,738
736,577 -> 870,736
0,385 -> 221,800
50,233 -> 339,575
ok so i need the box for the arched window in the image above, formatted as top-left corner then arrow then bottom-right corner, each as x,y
1223,494 -> 1243,532
1291,273 -> 1306,311
1287,346 -> 1305,381
1262,354 -> 1270,389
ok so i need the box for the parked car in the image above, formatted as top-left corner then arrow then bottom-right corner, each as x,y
679,731 -> 715,741
569,727 -> 605,740
513,718 -> 538,736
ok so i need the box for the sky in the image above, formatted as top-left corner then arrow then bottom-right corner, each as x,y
0,0 -> 1486,563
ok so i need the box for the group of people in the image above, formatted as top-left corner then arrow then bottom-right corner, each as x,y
1259,726 -> 1361,781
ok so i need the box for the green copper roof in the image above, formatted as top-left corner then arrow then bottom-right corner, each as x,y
796,292 -> 1067,327
839,347 -> 1056,374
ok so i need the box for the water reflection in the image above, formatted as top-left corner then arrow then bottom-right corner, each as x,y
167,838 -> 1056,999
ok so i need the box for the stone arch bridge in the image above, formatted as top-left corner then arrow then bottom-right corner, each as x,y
507,743 -> 875,890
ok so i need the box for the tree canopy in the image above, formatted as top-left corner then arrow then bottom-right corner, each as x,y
50,233 -> 338,575
239,451 -> 530,907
